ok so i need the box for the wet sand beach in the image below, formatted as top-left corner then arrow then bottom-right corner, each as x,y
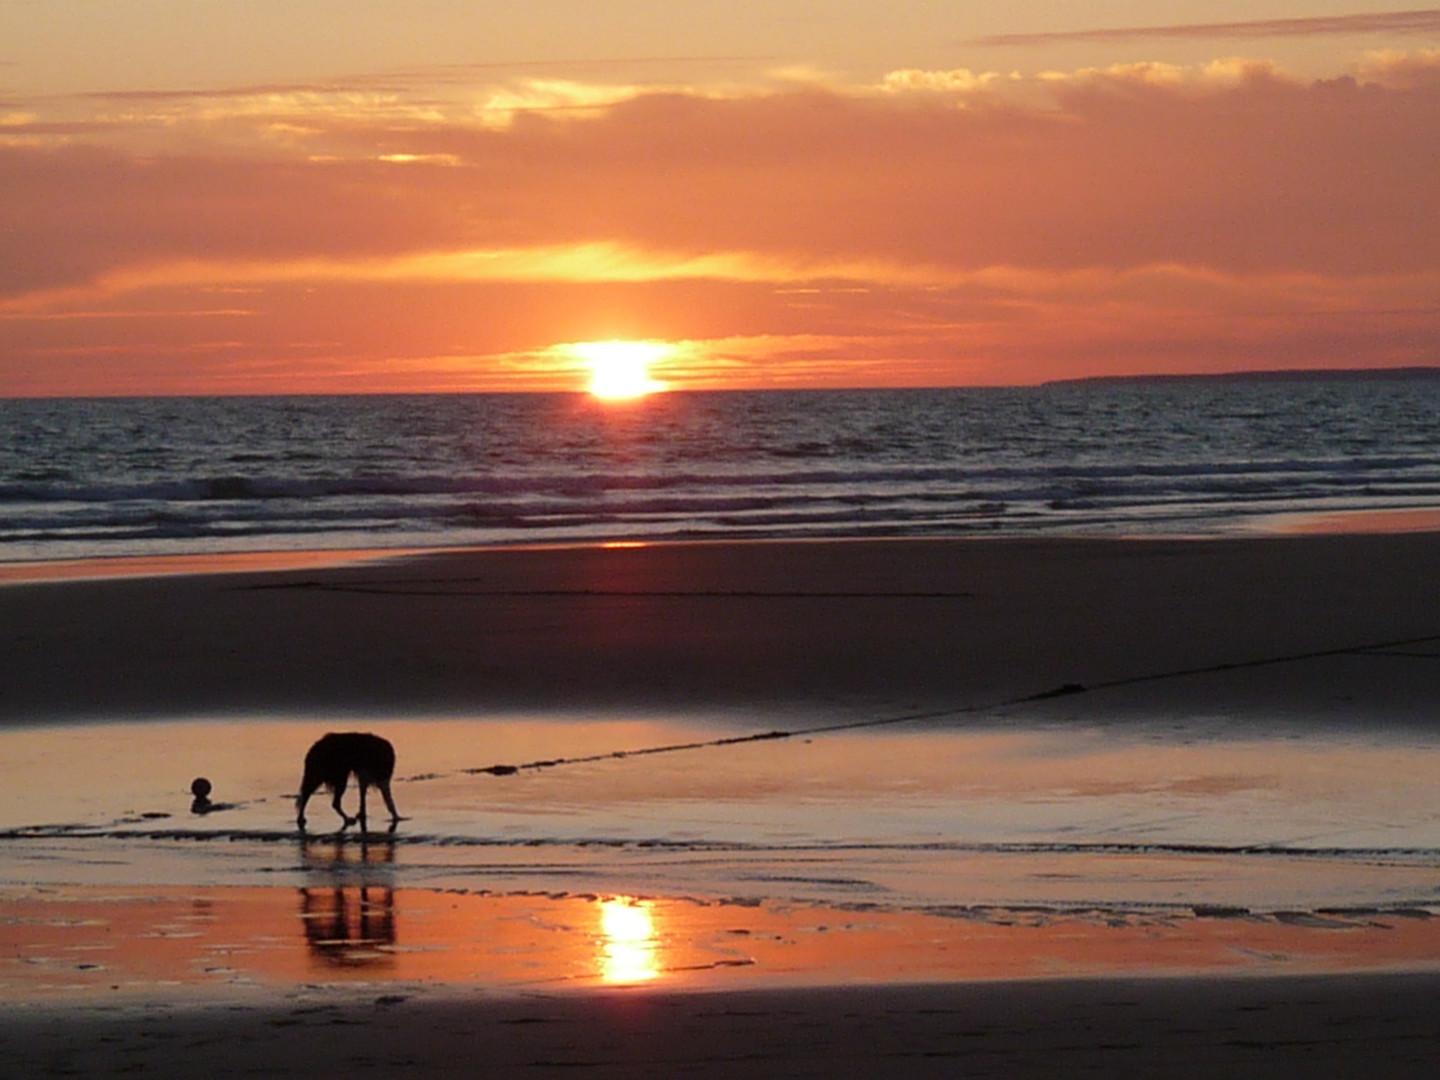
4,534 -> 1440,1076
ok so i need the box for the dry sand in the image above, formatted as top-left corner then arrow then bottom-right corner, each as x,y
7,974 -> 1440,1079
5,533 -> 1440,1076
3,533 -> 1440,723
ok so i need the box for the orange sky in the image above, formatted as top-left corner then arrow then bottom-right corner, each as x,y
2,4 -> 1438,394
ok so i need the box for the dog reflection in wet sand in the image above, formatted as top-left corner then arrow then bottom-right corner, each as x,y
296,732 -> 403,833
300,884 -> 397,967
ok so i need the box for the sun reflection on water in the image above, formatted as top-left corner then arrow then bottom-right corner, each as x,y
599,897 -> 659,983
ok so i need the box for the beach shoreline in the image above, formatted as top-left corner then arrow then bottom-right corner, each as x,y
6,497 -> 1440,584
6,531 -> 1440,1074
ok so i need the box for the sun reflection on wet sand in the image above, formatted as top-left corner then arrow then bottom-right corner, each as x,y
598,898 -> 659,983
7,886 -> 1440,1002
1263,507 -> 1440,535
0,548 -> 415,584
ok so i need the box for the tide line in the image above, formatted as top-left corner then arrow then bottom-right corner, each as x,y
399,630 -> 1440,785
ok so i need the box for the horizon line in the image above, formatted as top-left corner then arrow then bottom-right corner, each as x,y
4,364 -> 1440,402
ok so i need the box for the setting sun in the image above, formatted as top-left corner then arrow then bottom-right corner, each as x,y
573,340 -> 670,400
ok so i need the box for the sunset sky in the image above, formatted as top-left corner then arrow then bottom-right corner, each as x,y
3,2 -> 1438,395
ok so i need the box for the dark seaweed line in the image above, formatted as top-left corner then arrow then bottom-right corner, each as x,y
405,629 -> 1440,783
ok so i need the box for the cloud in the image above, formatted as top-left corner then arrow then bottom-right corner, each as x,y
0,243 -> 781,311
81,77 -> 654,130
0,307 -> 253,321
47,63 -> 778,146
5,61 -> 1438,293
71,55 -> 767,102
1358,46 -> 1440,85
874,68 -> 1018,96
970,9 -> 1440,46
3,54 -> 1439,390
10,242 -> 1433,318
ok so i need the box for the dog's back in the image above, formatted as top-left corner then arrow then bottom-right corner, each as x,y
303,732 -> 395,790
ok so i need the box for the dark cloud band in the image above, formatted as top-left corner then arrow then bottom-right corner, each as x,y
971,9 -> 1440,46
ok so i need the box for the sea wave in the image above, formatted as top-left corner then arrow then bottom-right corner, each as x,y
4,382 -> 1440,557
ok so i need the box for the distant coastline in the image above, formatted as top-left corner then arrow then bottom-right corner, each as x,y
1045,365 -> 1440,387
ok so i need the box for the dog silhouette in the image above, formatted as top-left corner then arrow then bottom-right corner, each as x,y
296,732 -> 401,832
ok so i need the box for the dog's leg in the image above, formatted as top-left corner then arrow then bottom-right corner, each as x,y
331,775 -> 356,829
378,780 -> 401,825
296,781 -> 319,831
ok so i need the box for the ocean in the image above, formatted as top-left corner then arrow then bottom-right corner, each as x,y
5,374 -> 1440,562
